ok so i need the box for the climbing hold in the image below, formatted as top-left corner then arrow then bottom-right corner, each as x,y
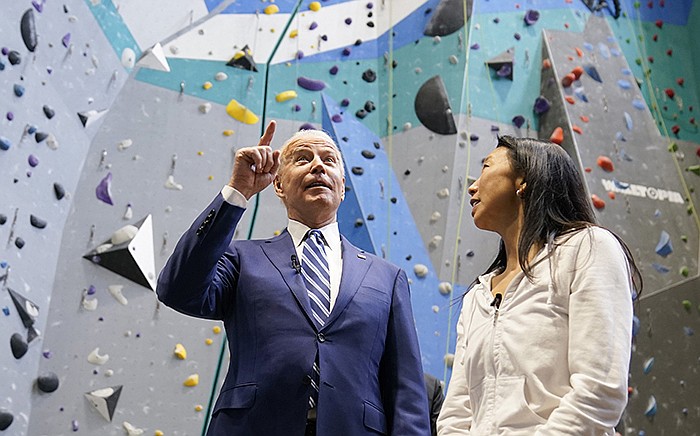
54,183 -> 66,200
96,173 -> 114,205
85,386 -> 123,421
297,76 -> 326,91
87,348 -> 109,365
227,45 -> 257,72
199,103 -> 212,114
263,4 -> 279,14
37,372 -> 60,393
655,230 -> 673,257
14,84 -> 25,97
624,112 -> 633,131
15,238 -> 25,249
424,0 -> 467,37
533,96 -> 550,115
680,266 -> 689,277
30,214 -> 47,229
202,81 -> 213,90
0,410 -> 13,431
571,66 -> 584,79
275,90 -> 298,102
524,9 -> 540,25
108,285 -> 128,305
121,48 -> 136,68
486,47 -> 514,80
414,264 -> 429,278
215,72 -> 228,81
438,282 -> 452,295
226,99 -> 259,124
591,194 -> 605,209
62,33 -> 71,48
596,156 -> 614,172
682,300 -> 692,312
309,1 -> 321,11
11,333 -> 28,359
213,326 -> 222,334
21,9 -> 38,52
414,75 -> 457,135
583,65 -> 602,83
512,115 -> 525,128
8,51 -> 21,65
643,357 -> 655,374
331,114 -> 343,123
329,65 -> 339,75
665,88 -> 675,99
174,343 -> 187,360
644,396 -> 657,417
361,150 -> 375,159
184,374 -> 199,387
123,421 -> 144,436
362,69 -> 377,82
0,137 -> 12,150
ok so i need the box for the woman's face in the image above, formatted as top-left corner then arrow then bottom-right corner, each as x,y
467,147 -> 524,234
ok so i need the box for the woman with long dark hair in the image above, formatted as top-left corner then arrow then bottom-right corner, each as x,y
437,136 -> 641,435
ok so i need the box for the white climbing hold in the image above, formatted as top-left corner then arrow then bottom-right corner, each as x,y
87,347 -> 109,365
108,285 -> 127,305
413,264 -> 428,278
438,282 -> 452,295
164,175 -> 183,190
110,225 -> 138,245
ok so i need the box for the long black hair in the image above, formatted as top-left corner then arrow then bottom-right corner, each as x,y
480,135 -> 642,293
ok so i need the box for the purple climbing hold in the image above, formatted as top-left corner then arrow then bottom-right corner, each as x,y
297,76 -> 326,91
1,47 -> 8,56
342,47 -> 352,56
28,154 -> 39,167
512,115 -> 525,128
514,33 -> 521,40
496,64 -> 512,78
340,98 -> 350,107
298,123 -> 316,130
62,33 -> 71,48
296,50 -> 304,60
32,0 -> 43,12
292,104 -> 301,112
524,9 -> 540,26
345,17 -> 352,25
331,114 -> 343,123
96,172 -> 114,205
329,65 -> 339,75
533,96 -> 551,115
309,22 -> 318,30
470,43 -> 480,50
6,112 -> 14,121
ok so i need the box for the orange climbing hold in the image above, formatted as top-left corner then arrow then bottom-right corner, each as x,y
575,47 -> 583,57
608,191 -> 616,200
565,96 -> 575,104
562,73 -> 576,87
550,127 -> 564,144
572,125 -> 583,134
542,58 -> 551,69
571,66 -> 584,79
580,115 -> 590,123
596,155 -> 614,172
591,194 -> 606,209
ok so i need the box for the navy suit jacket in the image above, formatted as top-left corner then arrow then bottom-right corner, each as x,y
157,195 -> 430,435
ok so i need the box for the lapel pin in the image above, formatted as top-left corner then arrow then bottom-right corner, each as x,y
357,253 -> 366,260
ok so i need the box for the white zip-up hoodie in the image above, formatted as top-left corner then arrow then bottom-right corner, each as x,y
437,227 -> 633,435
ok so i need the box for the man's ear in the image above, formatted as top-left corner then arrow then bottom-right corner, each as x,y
273,176 -> 284,198
340,177 -> 346,201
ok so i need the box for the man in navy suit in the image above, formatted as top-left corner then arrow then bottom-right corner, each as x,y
157,121 -> 430,435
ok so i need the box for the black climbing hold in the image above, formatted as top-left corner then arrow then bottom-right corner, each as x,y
361,150 -> 375,159
53,183 -> 66,200
362,69 -> 376,83
11,333 -> 28,359
30,214 -> 47,229
351,167 -> 364,175
37,372 -> 60,393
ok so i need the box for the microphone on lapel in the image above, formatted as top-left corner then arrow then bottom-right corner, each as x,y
290,254 -> 301,274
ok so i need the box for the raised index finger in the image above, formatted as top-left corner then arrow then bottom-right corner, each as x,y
258,120 -> 276,147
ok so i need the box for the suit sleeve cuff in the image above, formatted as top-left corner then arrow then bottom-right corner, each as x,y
221,185 -> 248,209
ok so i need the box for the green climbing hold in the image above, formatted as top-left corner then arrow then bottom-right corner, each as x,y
686,165 -> 700,176
668,142 -> 678,152
680,266 -> 689,277
682,300 -> 692,311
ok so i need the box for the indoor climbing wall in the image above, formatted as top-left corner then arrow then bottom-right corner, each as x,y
1,0 -> 699,435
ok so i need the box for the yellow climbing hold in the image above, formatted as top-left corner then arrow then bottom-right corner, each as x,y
213,326 -> 222,334
289,29 -> 299,38
197,151 -> 204,156
173,343 -> 187,360
264,4 -> 279,14
309,1 -> 321,11
183,374 -> 199,387
202,81 -> 213,90
205,338 -> 214,345
226,99 -> 259,124
275,90 -> 298,103
195,404 -> 204,412
155,431 -> 164,436
208,175 -> 214,181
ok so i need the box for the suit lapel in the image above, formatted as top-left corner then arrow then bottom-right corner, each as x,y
323,236 -> 372,330
260,230 -> 315,327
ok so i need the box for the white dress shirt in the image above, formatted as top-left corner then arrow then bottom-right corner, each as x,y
437,227 -> 633,436
221,185 -> 343,310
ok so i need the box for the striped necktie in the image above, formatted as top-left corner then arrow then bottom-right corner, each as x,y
301,229 -> 330,410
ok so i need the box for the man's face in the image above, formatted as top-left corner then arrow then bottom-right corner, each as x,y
274,135 -> 345,227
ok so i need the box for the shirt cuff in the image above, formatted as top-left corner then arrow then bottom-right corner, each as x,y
221,185 -> 248,209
